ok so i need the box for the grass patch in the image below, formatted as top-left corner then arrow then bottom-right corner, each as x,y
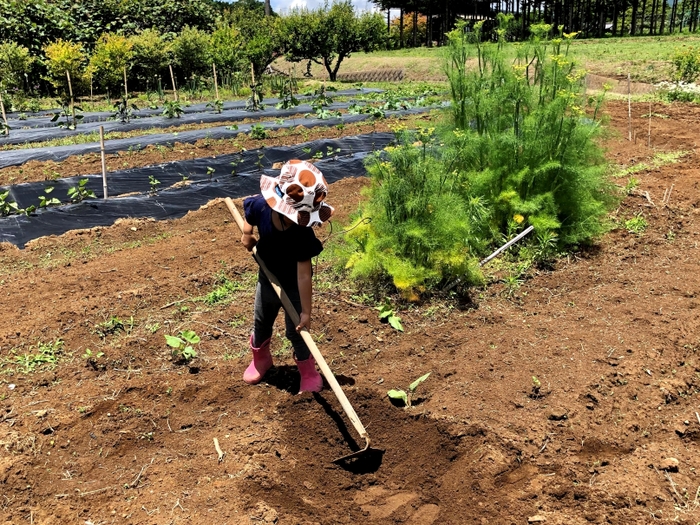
614,150 -> 690,178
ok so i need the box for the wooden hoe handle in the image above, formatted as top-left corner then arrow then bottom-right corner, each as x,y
224,198 -> 369,442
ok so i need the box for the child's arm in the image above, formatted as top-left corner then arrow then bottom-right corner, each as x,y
296,259 -> 312,332
241,218 -> 257,251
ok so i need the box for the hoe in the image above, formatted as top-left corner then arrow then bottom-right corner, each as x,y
224,197 -> 376,463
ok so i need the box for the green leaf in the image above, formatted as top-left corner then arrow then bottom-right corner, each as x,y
180,330 -> 200,344
388,315 -> 403,332
387,389 -> 407,405
165,335 -> 183,348
409,372 -> 430,392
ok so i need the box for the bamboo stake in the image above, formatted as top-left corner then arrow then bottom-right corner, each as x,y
169,65 -> 178,101
123,66 -> 129,100
224,197 -> 370,450
66,70 -> 75,127
0,90 -> 8,136
99,126 -> 108,199
212,63 -> 220,101
648,99 -> 652,148
627,73 -> 632,141
90,73 -> 94,105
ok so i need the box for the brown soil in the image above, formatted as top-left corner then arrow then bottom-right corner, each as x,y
0,114 -> 437,186
1,100 -> 700,525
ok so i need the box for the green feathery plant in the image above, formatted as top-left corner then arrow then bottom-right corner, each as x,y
342,19 -> 615,298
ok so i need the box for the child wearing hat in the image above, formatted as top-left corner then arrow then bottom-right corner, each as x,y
240,160 -> 334,392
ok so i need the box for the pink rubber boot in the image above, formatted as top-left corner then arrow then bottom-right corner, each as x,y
243,335 -> 273,385
295,356 -> 323,393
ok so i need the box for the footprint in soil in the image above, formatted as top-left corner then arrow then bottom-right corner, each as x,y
354,486 -> 441,523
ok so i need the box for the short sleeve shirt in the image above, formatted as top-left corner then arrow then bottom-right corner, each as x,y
243,195 -> 323,287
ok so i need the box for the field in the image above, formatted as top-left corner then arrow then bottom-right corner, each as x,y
280,33 -> 700,83
1,41 -> 700,524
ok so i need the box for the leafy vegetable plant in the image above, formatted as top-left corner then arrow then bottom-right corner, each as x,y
162,99 -> 184,118
165,330 -> 200,362
113,97 -> 139,123
149,175 -> 160,195
387,372 -> 431,407
38,187 -> 61,208
67,178 -> 96,203
206,99 -> 224,114
249,123 -> 268,139
376,301 -> 403,332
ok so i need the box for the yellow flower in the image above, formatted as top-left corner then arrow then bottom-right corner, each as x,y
514,214 -> 524,224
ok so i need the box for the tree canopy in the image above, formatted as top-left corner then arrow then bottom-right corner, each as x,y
281,1 -> 386,81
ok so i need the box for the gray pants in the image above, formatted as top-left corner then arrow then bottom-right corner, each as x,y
252,274 -> 311,360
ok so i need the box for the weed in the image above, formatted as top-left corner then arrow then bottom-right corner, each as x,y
623,177 -> 640,194
146,322 -> 161,334
203,274 -> 242,305
387,372 -> 431,407
165,330 -> 200,362
4,339 -> 64,374
93,316 -> 125,339
625,214 -> 648,234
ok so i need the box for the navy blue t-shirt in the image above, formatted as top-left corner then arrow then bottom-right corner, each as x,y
243,195 -> 323,287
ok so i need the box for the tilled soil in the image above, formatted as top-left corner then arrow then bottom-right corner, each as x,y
0,100 -> 699,525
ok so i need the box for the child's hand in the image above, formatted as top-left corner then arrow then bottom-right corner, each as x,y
296,312 -> 311,332
241,233 -> 257,251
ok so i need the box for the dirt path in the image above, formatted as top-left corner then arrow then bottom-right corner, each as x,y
1,100 -> 699,524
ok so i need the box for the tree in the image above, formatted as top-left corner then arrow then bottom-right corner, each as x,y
282,1 -> 386,81
88,33 -> 134,95
225,4 -> 283,78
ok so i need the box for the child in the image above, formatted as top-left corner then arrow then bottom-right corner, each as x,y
240,159 -> 334,393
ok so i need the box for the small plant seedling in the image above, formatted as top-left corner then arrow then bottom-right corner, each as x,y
113,97 -> 139,123
249,124 -> 268,140
39,187 -> 61,208
531,376 -> 541,397
376,301 -> 403,332
624,213 -> 648,234
149,175 -> 160,195
387,372 -> 431,407
206,99 -> 224,114
162,99 -> 184,118
67,179 -> 96,203
82,348 -> 105,370
93,316 -> 125,338
165,330 -> 200,362
206,166 -> 215,181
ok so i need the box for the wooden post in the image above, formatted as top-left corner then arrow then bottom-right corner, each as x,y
99,126 -> 108,199
90,73 -> 94,105
66,70 -> 76,128
0,90 -> 8,136
169,65 -> 178,101
123,66 -> 129,100
647,99 -> 652,148
213,63 -> 220,101
627,73 -> 632,142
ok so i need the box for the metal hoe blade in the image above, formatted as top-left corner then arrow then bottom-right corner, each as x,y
332,435 -> 373,463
